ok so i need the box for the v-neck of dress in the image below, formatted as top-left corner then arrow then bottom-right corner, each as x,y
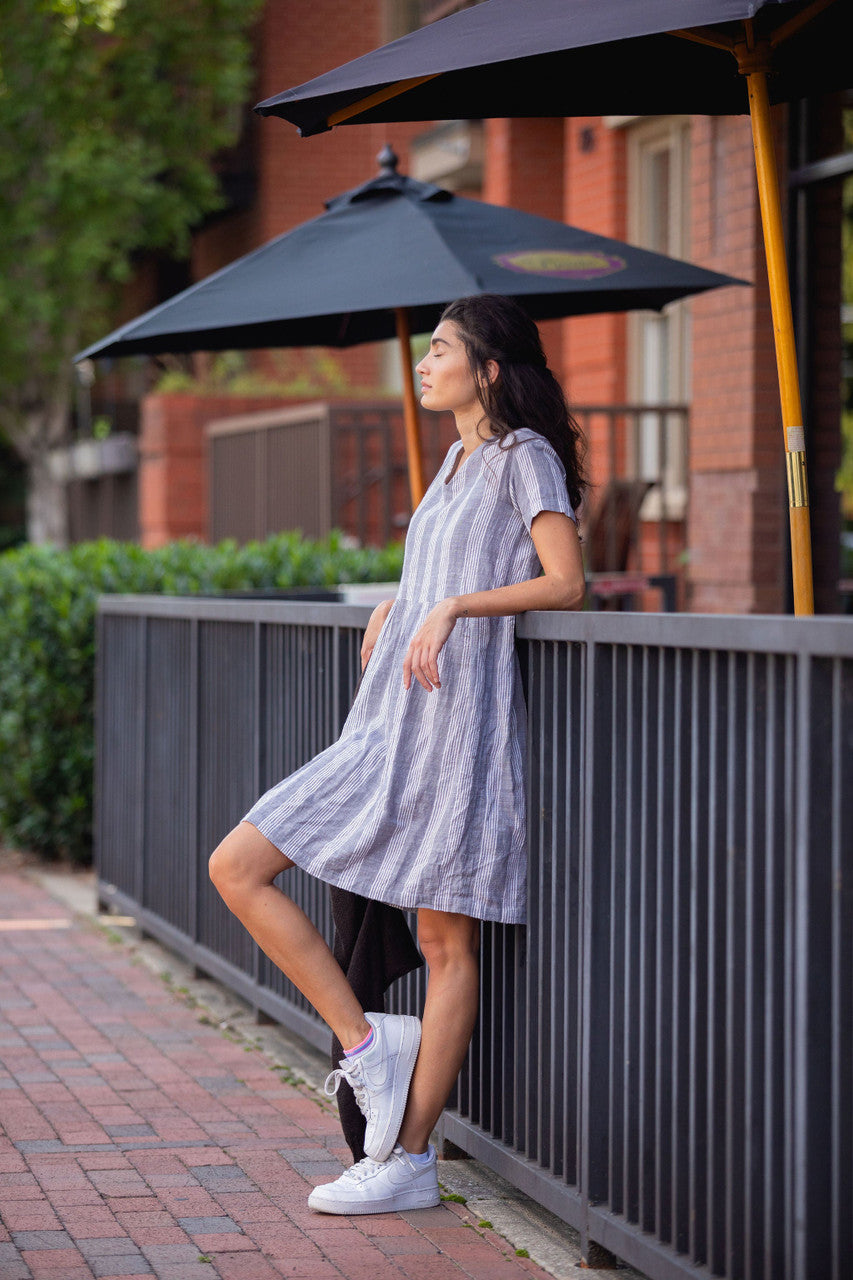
444,437 -> 494,485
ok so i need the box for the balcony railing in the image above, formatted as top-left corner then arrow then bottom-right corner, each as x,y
96,596 -> 852,1279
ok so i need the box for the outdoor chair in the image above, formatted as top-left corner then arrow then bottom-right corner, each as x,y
583,478 -> 676,611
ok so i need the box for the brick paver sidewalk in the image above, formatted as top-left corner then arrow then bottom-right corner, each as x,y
0,869 -> 553,1280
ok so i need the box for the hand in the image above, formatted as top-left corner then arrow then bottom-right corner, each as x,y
361,599 -> 394,671
403,600 -> 460,692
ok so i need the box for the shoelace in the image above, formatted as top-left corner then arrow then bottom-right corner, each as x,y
324,1060 -> 371,1121
341,1146 -> 414,1184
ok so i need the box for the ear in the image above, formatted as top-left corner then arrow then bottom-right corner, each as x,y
483,359 -> 500,386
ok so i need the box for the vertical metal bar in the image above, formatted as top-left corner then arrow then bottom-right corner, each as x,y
783,651 -> 797,1280
743,652 -> 756,1280
724,651 -> 747,1278
581,636 -> 617,1260
136,615 -> 149,908
829,654 -> 852,1280
792,649 -> 810,1280
671,646 -> 691,1256
624,646 -> 639,1225
688,648 -> 705,1267
637,646 -> 650,1231
578,633 -> 599,1258
653,646 -> 671,1245
527,638 -> 545,1161
252,619 -> 263,991
794,652 -> 832,1280
764,652 -> 778,1280
188,617 -> 200,946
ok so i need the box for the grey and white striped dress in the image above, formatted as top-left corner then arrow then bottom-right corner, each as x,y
243,427 -> 576,924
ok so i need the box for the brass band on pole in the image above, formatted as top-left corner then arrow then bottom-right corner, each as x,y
786,449 -> 809,509
395,307 -> 426,510
738,28 -> 815,615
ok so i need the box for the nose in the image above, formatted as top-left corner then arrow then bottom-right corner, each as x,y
415,354 -> 428,376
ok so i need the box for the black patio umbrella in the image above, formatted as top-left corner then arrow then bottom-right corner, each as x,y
255,0 -> 849,613
78,148 -> 741,505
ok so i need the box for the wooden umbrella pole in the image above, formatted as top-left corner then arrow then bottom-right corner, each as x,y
395,307 -> 426,510
737,33 -> 815,615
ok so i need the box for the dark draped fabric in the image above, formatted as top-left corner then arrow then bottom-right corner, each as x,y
328,887 -> 423,1160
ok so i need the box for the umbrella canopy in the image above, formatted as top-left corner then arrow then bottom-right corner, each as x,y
78,152 -> 741,361
255,0 -> 847,137
79,148 -> 741,504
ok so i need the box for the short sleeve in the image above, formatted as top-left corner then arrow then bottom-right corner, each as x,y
508,439 -> 576,533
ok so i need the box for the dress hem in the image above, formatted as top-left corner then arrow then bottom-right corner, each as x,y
240,820 -> 526,927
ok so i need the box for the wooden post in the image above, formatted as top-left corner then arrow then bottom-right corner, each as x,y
738,36 -> 815,614
395,307 -> 425,509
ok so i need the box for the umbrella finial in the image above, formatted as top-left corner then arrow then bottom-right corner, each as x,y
377,144 -> 399,176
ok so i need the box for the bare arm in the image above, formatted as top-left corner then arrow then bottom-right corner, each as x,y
360,598 -> 395,671
403,511 -> 584,691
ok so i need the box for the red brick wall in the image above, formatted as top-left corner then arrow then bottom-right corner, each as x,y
688,112 -> 787,613
561,118 -> 629,515
179,1 -> 431,393
484,118 -> 567,377
246,1 -> 429,389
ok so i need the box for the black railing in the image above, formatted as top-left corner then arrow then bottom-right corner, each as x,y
96,597 -> 852,1280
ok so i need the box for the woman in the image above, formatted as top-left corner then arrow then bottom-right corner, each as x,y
209,294 -> 586,1215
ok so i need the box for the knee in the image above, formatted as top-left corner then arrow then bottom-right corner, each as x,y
418,916 -> 480,975
208,828 -> 253,904
209,822 -> 292,907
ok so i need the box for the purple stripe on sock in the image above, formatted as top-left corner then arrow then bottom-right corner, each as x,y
344,1026 -> 375,1057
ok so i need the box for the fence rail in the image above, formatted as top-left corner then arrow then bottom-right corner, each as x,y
96,597 -> 852,1280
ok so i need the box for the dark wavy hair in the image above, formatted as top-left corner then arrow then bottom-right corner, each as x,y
440,294 -> 587,513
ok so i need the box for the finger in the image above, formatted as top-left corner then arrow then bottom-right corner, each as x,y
418,655 -> 437,691
425,648 -> 441,687
408,643 -> 434,692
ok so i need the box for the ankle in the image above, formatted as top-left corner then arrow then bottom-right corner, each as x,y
397,1128 -> 428,1154
342,1018 -> 372,1054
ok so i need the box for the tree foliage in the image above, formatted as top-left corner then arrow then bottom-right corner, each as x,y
0,0 -> 262,537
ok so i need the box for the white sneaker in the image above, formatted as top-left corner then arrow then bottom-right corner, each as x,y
308,1144 -> 439,1215
324,1012 -> 421,1161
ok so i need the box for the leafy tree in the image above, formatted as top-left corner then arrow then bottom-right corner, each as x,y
0,0 -> 262,543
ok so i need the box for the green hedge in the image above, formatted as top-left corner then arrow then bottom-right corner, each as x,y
0,532 -> 403,864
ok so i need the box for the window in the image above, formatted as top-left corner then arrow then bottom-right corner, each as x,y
627,117 -> 691,519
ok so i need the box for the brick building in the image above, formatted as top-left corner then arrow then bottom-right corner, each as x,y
85,0 -> 849,614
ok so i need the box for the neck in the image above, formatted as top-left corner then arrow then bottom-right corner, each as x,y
454,408 -> 491,455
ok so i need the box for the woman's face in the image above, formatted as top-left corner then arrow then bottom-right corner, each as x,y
415,321 -> 480,415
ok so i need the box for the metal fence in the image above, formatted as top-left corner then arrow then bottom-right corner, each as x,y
96,597 -> 853,1280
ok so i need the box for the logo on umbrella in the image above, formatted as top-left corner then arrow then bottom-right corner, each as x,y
494,250 -> 626,280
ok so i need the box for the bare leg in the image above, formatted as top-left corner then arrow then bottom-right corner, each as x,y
396,908 -> 480,1155
209,822 -> 369,1050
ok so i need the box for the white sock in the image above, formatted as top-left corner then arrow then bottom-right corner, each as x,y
403,1145 -> 433,1165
